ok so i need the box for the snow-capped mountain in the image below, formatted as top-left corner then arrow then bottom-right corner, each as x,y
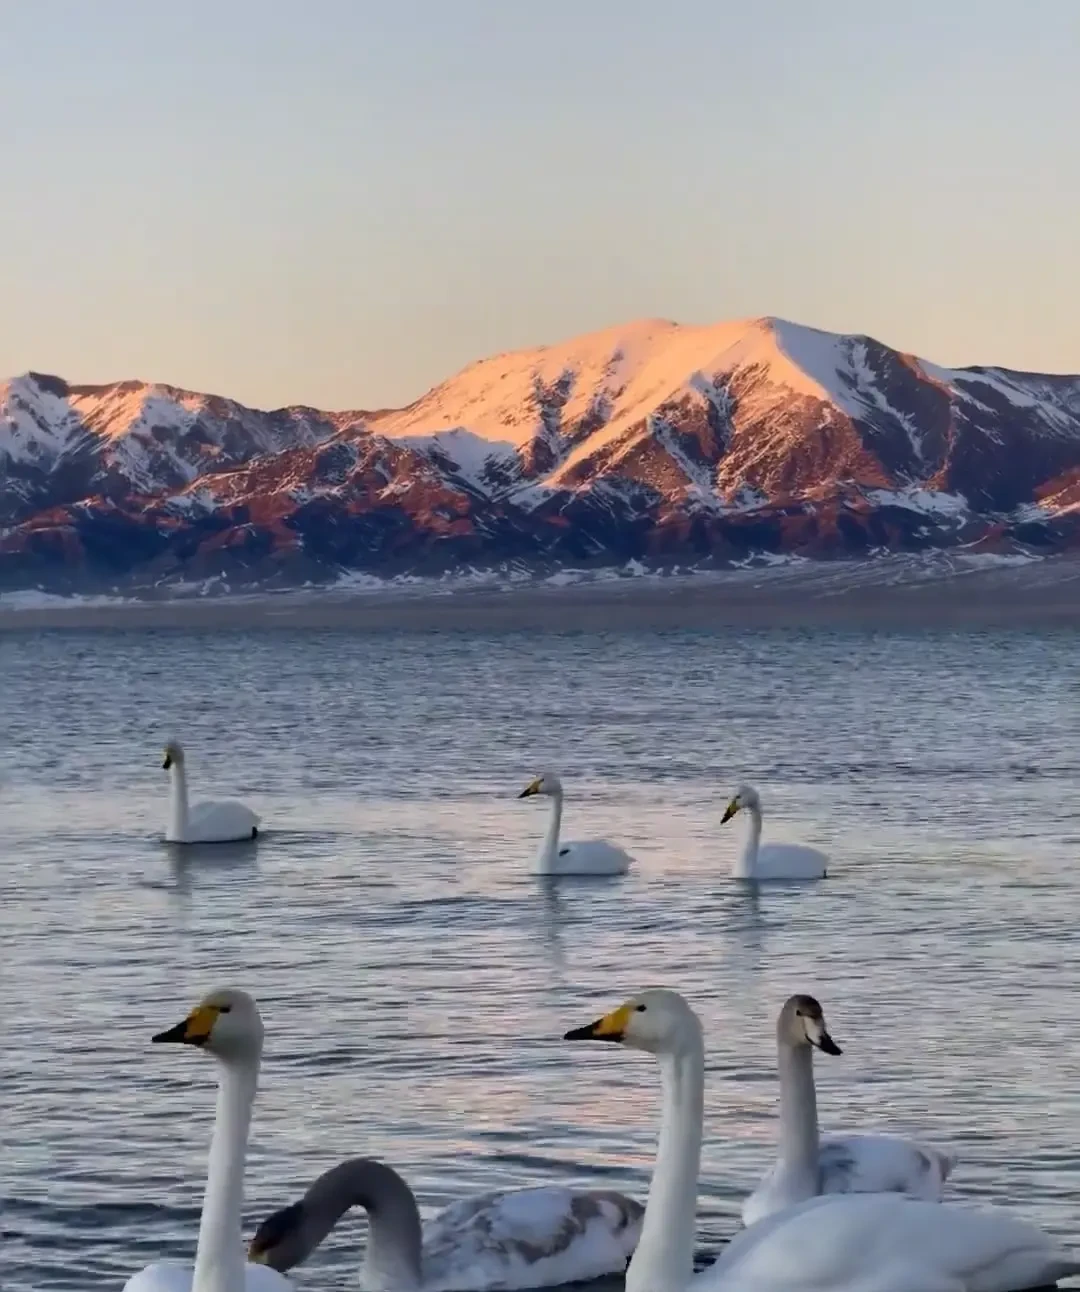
2,316 -> 1079,592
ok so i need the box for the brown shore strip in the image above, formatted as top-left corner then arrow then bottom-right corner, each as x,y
1,567 -> 1078,632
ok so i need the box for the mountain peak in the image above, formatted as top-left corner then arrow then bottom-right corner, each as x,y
2,315 -> 1078,593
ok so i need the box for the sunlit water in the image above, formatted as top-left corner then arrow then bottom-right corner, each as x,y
2,625 -> 1079,1290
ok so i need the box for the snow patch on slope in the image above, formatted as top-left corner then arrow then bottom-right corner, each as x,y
0,376 -> 85,463
863,488 -> 970,519
385,427 -> 519,496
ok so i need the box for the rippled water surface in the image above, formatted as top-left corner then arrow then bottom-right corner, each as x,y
3,625 -> 1080,1290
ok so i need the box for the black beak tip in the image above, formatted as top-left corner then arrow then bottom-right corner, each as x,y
820,1036 -> 843,1056
564,1023 -> 623,1043
152,1020 -> 189,1045
517,789 -> 530,798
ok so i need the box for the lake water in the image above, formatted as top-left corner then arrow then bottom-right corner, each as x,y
3,624 -> 1079,1290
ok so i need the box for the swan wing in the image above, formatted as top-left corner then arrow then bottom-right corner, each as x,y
699,1193 -> 1080,1292
820,1134 -> 955,1201
551,841 -> 632,876
187,799 -> 260,842
753,842 -> 828,880
740,1162 -> 787,1227
420,1186 -> 642,1291
123,1261 -> 291,1291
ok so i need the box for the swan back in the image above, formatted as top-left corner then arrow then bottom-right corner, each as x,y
422,1187 -> 643,1292
705,1192 -> 1080,1292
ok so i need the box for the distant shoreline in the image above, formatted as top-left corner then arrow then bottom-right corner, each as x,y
1,564 -> 1078,631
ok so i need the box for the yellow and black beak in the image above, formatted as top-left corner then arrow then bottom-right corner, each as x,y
152,1002 -> 220,1047
564,1002 -> 633,1044
720,799 -> 740,824
162,752 -> 173,770
518,778 -> 543,799
247,1242 -> 267,1265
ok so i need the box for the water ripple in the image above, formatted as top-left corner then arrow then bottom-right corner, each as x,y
2,626 -> 1079,1289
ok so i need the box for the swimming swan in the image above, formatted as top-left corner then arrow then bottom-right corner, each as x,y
518,772 -> 633,876
721,784 -> 827,880
163,741 -> 260,844
123,988 -> 291,1292
741,993 -> 955,1226
248,1156 -> 643,1290
564,988 -> 1079,1292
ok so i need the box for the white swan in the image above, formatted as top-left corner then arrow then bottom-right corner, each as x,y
721,784 -> 827,880
247,1157 -> 642,1290
564,988 -> 1079,1292
163,741 -> 260,844
124,988 -> 290,1292
518,772 -> 633,876
742,993 -> 955,1226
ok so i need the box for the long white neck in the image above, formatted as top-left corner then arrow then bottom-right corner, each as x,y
731,804 -> 762,879
167,763 -> 190,843
626,1038 -> 704,1292
192,1056 -> 259,1292
535,790 -> 564,874
775,1040 -> 820,1192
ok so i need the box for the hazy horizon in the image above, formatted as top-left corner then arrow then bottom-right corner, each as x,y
3,0 -> 1078,410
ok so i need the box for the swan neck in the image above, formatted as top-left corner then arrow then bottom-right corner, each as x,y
192,1056 -> 258,1292
626,1040 -> 704,1292
732,804 -> 763,879
777,1040 -> 820,1176
301,1160 -> 423,1289
537,789 -> 564,873
362,1168 -> 424,1291
168,762 -> 190,842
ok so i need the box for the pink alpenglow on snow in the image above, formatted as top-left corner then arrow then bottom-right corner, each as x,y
2,317 -> 1079,593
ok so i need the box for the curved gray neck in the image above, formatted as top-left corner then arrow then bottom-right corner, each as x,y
303,1159 -> 423,1289
537,790 -> 564,873
776,1038 -> 820,1190
732,804 -> 762,879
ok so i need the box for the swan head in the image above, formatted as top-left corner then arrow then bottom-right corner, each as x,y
152,986 -> 264,1063
721,783 -> 760,823
248,1200 -> 306,1271
161,740 -> 185,770
518,771 -> 563,799
564,987 -> 703,1057
778,993 -> 841,1055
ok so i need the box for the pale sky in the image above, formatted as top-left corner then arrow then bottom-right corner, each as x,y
2,0 -> 1077,411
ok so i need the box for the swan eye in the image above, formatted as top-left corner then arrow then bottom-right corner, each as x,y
218,1005 -> 232,1014
635,1004 -> 646,1013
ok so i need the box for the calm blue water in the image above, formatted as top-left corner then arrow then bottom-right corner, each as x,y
2,626 -> 1079,1290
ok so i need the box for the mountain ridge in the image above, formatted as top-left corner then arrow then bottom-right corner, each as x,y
3,315 -> 1079,593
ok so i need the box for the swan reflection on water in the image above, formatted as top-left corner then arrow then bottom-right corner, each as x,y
157,835 -> 259,895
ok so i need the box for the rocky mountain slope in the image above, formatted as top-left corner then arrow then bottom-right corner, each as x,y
2,316 -> 1079,592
